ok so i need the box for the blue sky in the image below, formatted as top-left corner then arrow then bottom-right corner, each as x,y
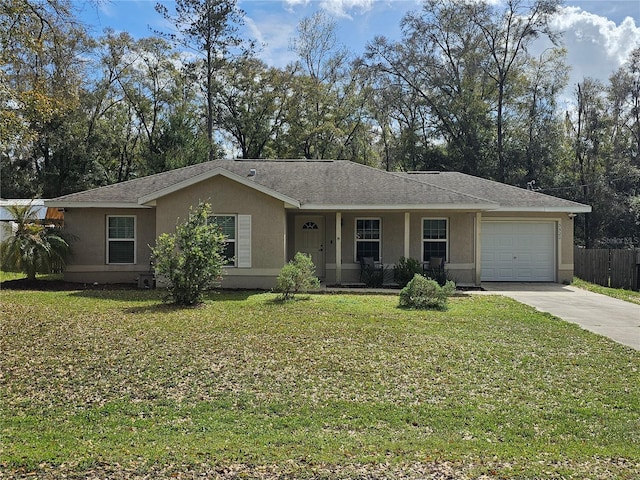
76,0 -> 640,95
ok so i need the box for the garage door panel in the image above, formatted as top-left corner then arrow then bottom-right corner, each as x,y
496,252 -> 514,263
497,238 -> 514,248
516,254 -> 532,264
481,222 -> 555,282
483,252 -> 497,264
497,267 -> 515,278
514,269 -> 534,280
532,254 -> 553,264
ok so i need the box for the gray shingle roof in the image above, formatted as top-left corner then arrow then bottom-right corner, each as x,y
47,159 -> 590,212
396,171 -> 590,211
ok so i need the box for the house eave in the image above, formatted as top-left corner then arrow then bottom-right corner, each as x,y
492,206 -> 592,213
294,203 -> 499,211
137,168 -> 301,208
44,201 -> 151,209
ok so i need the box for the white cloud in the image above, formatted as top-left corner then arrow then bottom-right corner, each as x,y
282,0 -> 309,10
243,15 -> 299,68
547,6 -> 640,90
319,0 -> 374,18
282,0 -> 375,18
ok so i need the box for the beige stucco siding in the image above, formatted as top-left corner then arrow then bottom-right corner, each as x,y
155,175 -> 287,288
62,207 -> 156,284
450,214 -> 476,264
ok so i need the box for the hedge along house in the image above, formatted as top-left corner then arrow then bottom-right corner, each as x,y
45,159 -> 591,288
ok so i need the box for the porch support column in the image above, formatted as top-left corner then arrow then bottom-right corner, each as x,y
404,212 -> 410,259
475,212 -> 482,286
335,212 -> 342,284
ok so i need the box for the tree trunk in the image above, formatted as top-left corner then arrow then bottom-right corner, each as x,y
26,264 -> 38,281
497,83 -> 505,182
207,48 -> 216,162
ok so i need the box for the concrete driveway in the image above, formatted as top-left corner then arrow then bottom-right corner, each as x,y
479,283 -> 640,351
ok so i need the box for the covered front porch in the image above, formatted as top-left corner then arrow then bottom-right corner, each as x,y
286,210 -> 482,287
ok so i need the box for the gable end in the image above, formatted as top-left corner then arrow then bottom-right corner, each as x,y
137,167 -> 301,208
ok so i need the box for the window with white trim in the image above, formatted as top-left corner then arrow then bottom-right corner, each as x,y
211,215 -> 236,266
355,218 -> 381,262
107,215 -> 136,264
422,218 -> 448,262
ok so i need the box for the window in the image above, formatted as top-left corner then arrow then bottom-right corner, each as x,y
422,218 -> 448,262
355,218 -> 381,261
211,215 -> 236,266
107,216 -> 135,264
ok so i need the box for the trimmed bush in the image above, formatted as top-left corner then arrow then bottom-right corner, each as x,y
424,267 -> 451,287
393,256 -> 423,288
361,263 -> 387,287
399,274 -> 456,310
275,252 -> 321,300
151,202 -> 226,306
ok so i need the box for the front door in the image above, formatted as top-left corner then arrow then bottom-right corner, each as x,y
294,215 -> 325,278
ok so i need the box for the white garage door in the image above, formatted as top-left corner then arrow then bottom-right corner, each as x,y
481,222 -> 556,282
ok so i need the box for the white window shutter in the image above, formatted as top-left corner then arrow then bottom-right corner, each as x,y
237,215 -> 251,268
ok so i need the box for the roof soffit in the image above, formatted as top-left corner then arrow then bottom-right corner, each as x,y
297,203 -> 498,211
44,201 -> 151,209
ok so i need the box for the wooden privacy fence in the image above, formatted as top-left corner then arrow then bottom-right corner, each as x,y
574,247 -> 640,291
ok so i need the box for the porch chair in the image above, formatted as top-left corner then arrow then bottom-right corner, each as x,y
423,256 -> 445,278
359,256 -> 383,282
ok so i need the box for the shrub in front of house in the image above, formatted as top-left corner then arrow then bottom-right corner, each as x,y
275,252 -> 321,300
151,202 -> 226,306
424,267 -> 451,287
399,274 -> 456,310
361,263 -> 387,288
393,256 -> 423,288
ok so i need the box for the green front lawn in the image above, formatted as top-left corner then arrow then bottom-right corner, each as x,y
573,277 -> 640,306
1,289 -> 638,479
0,271 -> 27,282
0,271 -> 63,282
